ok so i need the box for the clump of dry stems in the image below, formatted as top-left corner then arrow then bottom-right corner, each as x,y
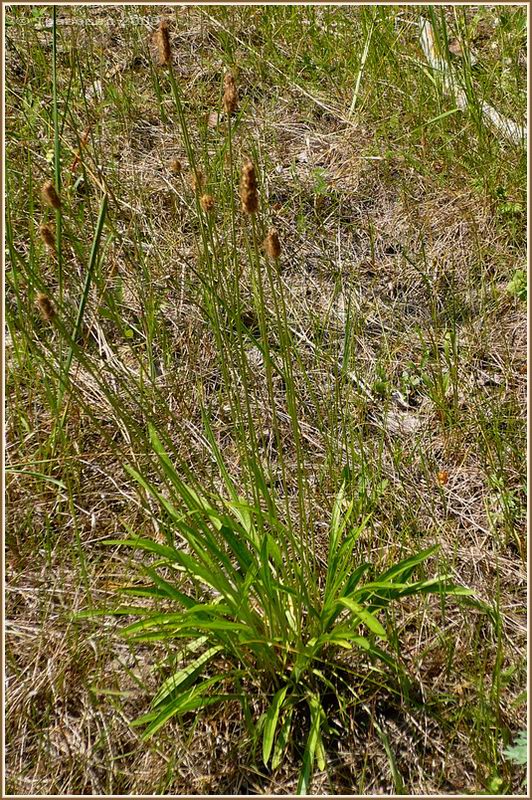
240,159 -> 258,215
40,180 -> 61,210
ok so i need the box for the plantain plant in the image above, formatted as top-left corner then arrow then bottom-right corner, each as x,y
92,421 -> 471,794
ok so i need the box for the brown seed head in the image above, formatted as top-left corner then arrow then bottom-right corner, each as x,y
264,227 -> 281,259
169,158 -> 182,175
41,180 -> 61,210
240,159 -> 258,215
39,223 -> 55,251
437,469 -> 449,485
156,19 -> 172,67
200,194 -> 215,213
36,292 -> 56,322
223,72 -> 238,115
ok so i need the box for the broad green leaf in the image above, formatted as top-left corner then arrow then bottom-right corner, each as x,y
352,580 -> 409,594
120,585 -> 172,599
5,468 -> 66,489
319,631 -> 371,651
143,566 -> 197,605
297,694 -> 323,795
315,728 -> 326,771
322,562 -> 372,627
271,707 -> 293,770
223,498 -> 256,542
147,426 -> 201,512
142,695 -> 226,739
377,545 -> 439,582
263,685 -> 289,765
125,465 -> 183,524
337,597 -> 387,638
201,411 -> 239,503
395,577 -> 473,597
104,537 -> 179,561
265,533 -> 284,569
139,675 -> 227,738
219,524 -> 254,572
73,606 -> 152,620
271,581 -> 298,598
122,611 -> 187,635
167,548 -> 236,600
152,645 -> 223,707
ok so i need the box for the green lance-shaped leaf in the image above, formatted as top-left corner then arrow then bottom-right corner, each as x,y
263,684 -> 289,765
271,706 -> 294,770
336,597 -> 387,638
152,644 -> 223,708
297,694 -> 324,795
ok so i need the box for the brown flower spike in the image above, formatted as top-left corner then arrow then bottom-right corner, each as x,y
240,159 -> 258,215
223,72 -> 238,115
169,158 -> 182,175
41,180 -> 61,210
200,194 -> 215,213
39,223 -> 55,251
156,19 -> 172,67
264,227 -> 281,259
36,292 -> 55,322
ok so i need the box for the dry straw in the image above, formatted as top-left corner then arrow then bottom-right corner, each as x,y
223,72 -> 238,115
36,292 -> 55,322
40,180 -> 61,210
156,19 -> 172,67
240,159 -> 258,215
264,227 -> 281,259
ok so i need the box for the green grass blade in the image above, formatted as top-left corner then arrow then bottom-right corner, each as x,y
60,193 -> 108,396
